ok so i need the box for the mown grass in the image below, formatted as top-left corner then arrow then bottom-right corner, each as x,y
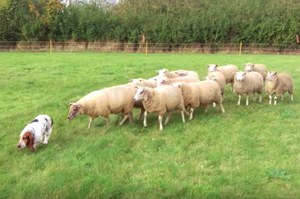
0,52 -> 300,198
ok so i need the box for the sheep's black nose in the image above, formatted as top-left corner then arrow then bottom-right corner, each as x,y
17,145 -> 21,148
67,116 -> 70,119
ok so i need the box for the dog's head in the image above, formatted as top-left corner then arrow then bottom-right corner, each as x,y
17,131 -> 35,152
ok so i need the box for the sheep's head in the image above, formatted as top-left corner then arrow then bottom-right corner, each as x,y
157,79 -> 168,87
235,72 -> 246,82
67,103 -> 81,120
244,63 -> 254,72
172,82 -> 182,88
266,71 -> 277,81
207,64 -> 218,73
134,87 -> 146,101
175,71 -> 188,77
156,68 -> 169,76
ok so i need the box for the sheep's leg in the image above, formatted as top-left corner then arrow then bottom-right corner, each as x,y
230,81 -> 234,92
269,95 -> 272,105
104,117 -> 109,126
213,102 -> 216,107
180,110 -> 186,123
189,108 -> 194,120
88,117 -> 93,129
204,105 -> 210,113
281,94 -> 284,100
219,103 -> 225,113
253,93 -> 256,101
158,115 -> 163,131
143,111 -> 148,127
184,107 -> 190,116
119,114 -> 129,126
291,94 -> 294,101
237,95 -> 241,105
137,108 -> 145,120
246,94 -> 249,106
274,96 -> 277,105
129,112 -> 133,124
164,112 -> 171,125
259,93 -> 262,102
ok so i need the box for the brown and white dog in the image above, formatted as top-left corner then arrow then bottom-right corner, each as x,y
17,115 -> 54,152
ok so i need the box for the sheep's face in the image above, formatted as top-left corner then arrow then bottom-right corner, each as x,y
235,72 -> 246,82
157,79 -> 168,87
266,71 -> 277,81
244,64 -> 254,72
207,64 -> 218,73
67,103 -> 81,120
129,78 -> 143,83
134,87 -> 145,101
172,82 -> 182,88
157,69 -> 168,76
175,71 -> 188,77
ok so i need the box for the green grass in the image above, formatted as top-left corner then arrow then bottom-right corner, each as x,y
1,52 -> 300,198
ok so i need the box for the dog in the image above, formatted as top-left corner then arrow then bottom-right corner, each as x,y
17,115 -> 54,152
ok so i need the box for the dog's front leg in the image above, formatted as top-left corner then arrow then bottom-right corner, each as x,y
43,134 -> 50,144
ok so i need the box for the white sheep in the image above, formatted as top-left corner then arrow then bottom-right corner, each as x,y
67,84 -> 136,128
204,71 -> 226,97
265,71 -> 294,105
172,81 -> 225,119
156,76 -> 200,87
128,78 -> 157,88
244,63 -> 267,80
156,68 -> 200,79
133,85 -> 185,131
127,79 -> 157,120
233,71 -> 264,106
207,64 -> 238,91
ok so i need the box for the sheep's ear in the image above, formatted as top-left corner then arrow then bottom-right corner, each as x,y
129,79 -> 133,82
207,64 -> 210,67
68,102 -> 74,106
215,64 -> 218,67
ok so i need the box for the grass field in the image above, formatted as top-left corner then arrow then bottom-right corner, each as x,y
1,52 -> 300,198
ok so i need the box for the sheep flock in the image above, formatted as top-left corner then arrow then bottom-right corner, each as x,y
67,64 -> 294,131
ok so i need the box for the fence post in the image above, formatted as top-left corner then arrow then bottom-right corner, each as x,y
239,41 -> 242,55
145,41 -> 148,55
49,39 -> 52,54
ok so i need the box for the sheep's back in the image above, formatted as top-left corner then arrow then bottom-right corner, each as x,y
217,65 -> 238,83
154,86 -> 184,110
277,73 -> 294,92
235,72 -> 263,94
253,64 -> 267,80
207,71 -> 226,93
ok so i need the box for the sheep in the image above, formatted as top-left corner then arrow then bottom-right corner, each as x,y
128,78 -> 157,88
133,85 -> 185,131
67,84 -> 136,128
156,68 -> 200,79
204,71 -> 226,97
156,76 -> 200,87
265,71 -> 294,105
127,79 -> 157,120
233,71 -> 264,106
244,63 -> 267,80
207,64 -> 238,91
173,81 -> 225,119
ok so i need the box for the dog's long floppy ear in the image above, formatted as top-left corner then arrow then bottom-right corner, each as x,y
27,133 -> 35,152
